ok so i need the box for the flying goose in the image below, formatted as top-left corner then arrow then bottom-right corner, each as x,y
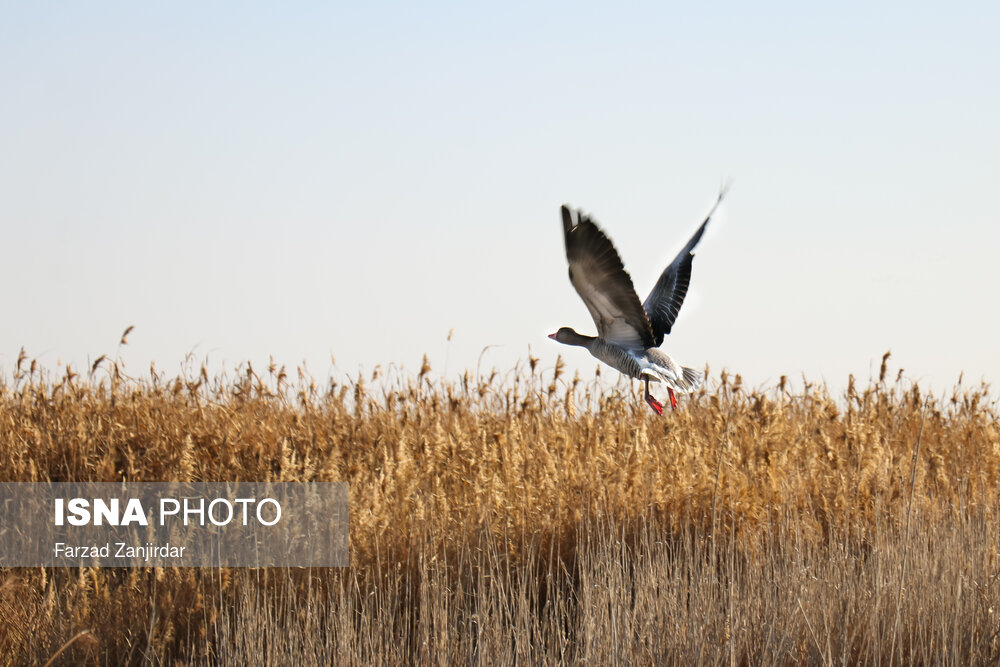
549,191 -> 725,414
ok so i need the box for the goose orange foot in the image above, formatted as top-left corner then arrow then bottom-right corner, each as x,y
644,378 -> 664,415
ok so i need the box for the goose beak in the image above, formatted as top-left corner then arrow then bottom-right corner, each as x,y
547,332 -> 557,340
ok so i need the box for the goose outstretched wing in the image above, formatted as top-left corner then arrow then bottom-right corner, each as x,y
561,205 -> 655,350
642,188 -> 726,345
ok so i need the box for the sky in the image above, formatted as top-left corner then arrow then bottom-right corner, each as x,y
2,2 -> 998,397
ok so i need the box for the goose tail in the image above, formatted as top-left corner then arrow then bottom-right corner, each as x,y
677,365 -> 703,392
641,363 -> 703,393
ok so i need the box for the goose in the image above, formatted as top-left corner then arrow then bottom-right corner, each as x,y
548,191 -> 725,414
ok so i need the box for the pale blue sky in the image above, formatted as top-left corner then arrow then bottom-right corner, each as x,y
2,2 -> 998,394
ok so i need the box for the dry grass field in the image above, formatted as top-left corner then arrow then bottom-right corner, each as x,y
1,346 -> 999,665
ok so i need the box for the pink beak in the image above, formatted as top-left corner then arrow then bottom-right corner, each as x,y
547,333 -> 557,340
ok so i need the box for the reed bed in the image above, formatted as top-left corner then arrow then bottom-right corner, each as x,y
1,347 -> 998,665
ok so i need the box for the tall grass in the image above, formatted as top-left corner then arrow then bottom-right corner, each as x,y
1,347 -> 998,664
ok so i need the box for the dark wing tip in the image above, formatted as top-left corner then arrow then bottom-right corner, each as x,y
717,180 -> 731,204
561,205 -> 575,234
699,182 -> 730,231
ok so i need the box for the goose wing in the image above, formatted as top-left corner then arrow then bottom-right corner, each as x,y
561,205 -> 654,350
643,188 -> 726,346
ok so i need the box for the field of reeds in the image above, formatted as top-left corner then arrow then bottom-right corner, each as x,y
1,343 -> 999,665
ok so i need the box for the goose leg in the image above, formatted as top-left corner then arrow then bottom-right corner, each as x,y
667,387 -> 678,410
643,377 -> 664,415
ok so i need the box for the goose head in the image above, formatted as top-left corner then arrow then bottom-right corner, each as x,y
548,327 -> 593,347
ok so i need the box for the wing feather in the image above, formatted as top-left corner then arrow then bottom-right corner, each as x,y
561,206 -> 654,350
642,188 -> 726,345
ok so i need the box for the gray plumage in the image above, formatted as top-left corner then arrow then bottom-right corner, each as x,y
549,190 -> 725,412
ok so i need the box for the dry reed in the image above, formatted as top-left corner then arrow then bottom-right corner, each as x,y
1,346 -> 998,664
